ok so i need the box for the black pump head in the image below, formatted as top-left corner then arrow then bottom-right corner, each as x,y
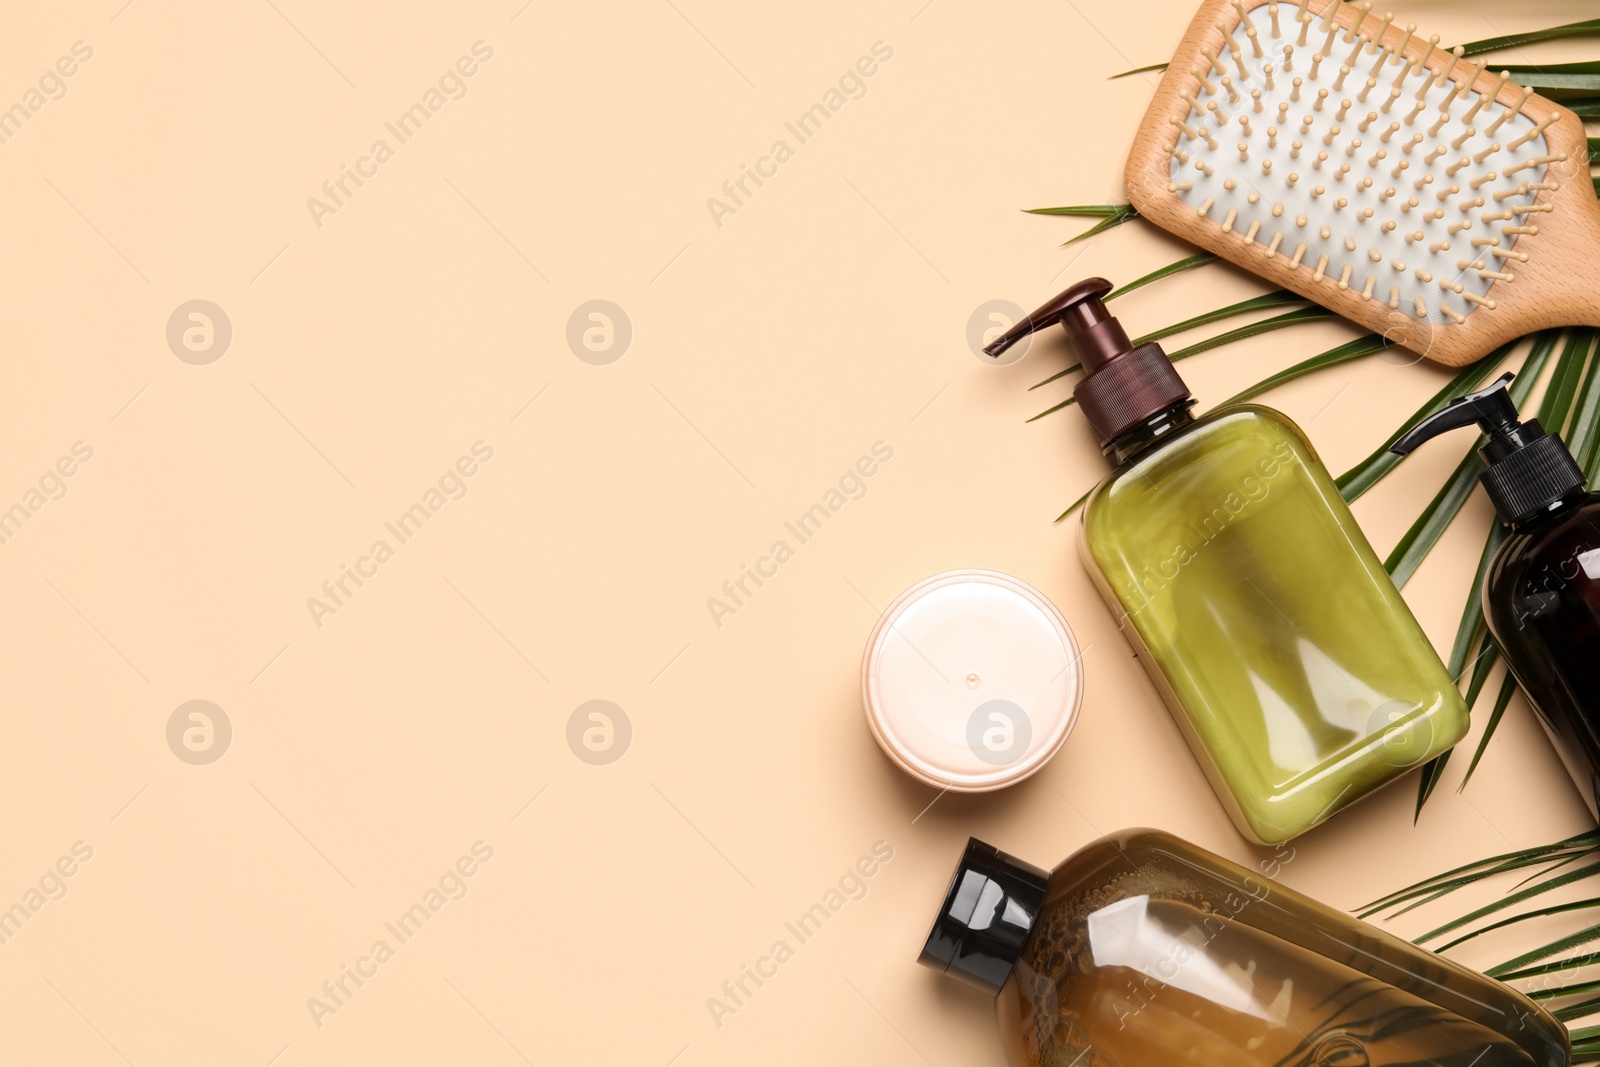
1391,372 -> 1587,525
1392,373 -> 1528,459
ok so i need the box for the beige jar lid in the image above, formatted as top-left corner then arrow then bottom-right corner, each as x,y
861,570 -> 1084,792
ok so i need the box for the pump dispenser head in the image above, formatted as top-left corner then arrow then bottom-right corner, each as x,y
984,278 -> 1191,446
1391,372 -> 1588,525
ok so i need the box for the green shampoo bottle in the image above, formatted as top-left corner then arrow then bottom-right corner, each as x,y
987,279 -> 1468,843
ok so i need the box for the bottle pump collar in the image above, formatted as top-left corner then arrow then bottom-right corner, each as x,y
985,278 -> 1191,447
1390,372 -> 1587,526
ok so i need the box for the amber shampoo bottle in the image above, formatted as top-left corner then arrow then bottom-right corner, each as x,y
1393,372 -> 1600,818
919,832 -> 1568,1066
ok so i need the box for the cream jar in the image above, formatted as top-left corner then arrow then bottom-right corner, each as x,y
861,570 -> 1083,792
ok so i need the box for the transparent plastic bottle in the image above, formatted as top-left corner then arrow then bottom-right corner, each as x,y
1081,400 -> 1469,843
919,831 -> 1568,1066
986,280 -> 1468,843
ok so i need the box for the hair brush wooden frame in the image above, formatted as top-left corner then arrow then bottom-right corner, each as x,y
1126,0 -> 1600,367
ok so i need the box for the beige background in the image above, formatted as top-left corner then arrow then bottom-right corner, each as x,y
0,0 -> 1594,1063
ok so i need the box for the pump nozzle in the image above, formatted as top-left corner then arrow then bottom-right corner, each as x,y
1391,373 -> 1523,456
1389,372 -> 1587,525
984,278 -> 1191,446
983,278 -> 1130,368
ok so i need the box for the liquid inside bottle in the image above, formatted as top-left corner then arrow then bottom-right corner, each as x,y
1007,895 -> 1545,1065
1485,494 -> 1600,819
918,832 -> 1569,1067
1081,406 -> 1468,843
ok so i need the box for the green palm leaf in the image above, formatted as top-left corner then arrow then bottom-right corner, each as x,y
1166,307 -> 1335,361
1110,61 -> 1169,79
1382,449 -> 1485,590
1495,950 -> 1600,983
1457,18 -> 1600,55
1540,331 -> 1596,430
1564,332 -> 1600,473
1490,918 -> 1600,978
1555,997 -> 1600,1024
1023,204 -> 1130,218
1436,896 -> 1600,954
1414,859 -> 1600,945
1491,62 -> 1600,95
1447,524 -> 1507,682
1531,978 -> 1600,1003
1209,333 -> 1387,407
1412,756 -> 1451,822
1573,1025 -> 1600,1060
1107,252 -> 1218,300
1134,291 -> 1305,346
1457,667 -> 1516,791
1335,347 -> 1512,504
1359,832 -> 1600,917
1055,487 -> 1092,525
1024,203 -> 1139,246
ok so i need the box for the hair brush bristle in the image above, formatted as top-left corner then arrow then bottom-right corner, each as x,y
1160,0 -> 1564,327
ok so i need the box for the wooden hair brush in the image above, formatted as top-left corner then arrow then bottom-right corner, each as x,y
1125,0 -> 1600,366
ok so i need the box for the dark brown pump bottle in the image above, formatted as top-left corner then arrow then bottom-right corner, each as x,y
919,831 -> 1568,1066
1393,372 -> 1600,819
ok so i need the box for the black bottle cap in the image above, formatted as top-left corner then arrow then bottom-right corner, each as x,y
982,278 -> 1191,446
917,838 -> 1049,995
1391,372 -> 1588,526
